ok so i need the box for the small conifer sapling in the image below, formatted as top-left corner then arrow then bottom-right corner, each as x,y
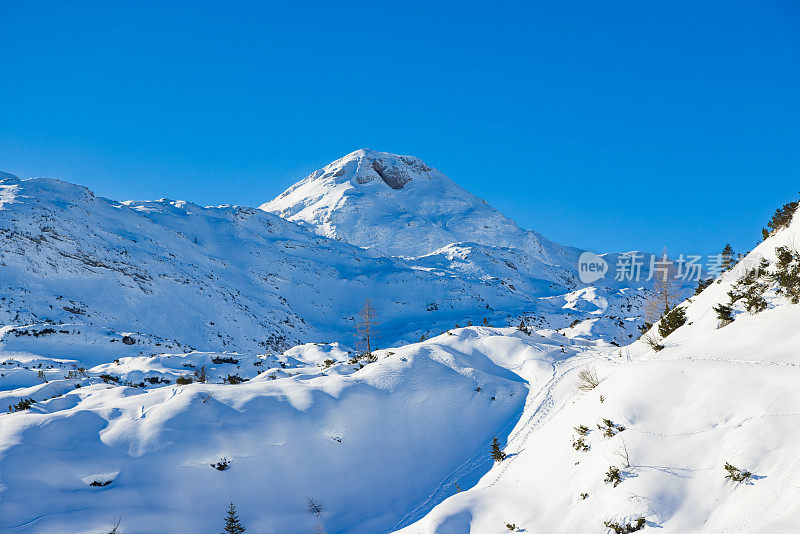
491,436 -> 507,462
223,502 -> 246,534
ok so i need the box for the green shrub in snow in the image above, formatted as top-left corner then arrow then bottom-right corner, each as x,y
770,246 -> 800,304
9,398 -> 35,412
728,260 -> 770,314
517,319 -> 530,335
694,277 -> 714,295
762,197 -> 798,239
713,303 -> 734,326
658,306 -> 686,338
724,462 -> 753,483
572,436 -> 589,452
491,436 -> 507,462
604,517 -> 646,533
597,418 -> 626,437
604,466 -> 623,487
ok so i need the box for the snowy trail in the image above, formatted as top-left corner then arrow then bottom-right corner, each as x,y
481,351 -> 596,487
391,350 -> 598,531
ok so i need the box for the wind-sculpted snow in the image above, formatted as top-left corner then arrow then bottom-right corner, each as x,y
0,328 -> 545,533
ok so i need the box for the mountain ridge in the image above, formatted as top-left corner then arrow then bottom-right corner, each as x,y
0,171 -> 645,356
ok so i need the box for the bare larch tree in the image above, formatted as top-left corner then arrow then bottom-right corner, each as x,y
355,298 -> 378,357
306,497 -> 326,534
644,248 -> 681,325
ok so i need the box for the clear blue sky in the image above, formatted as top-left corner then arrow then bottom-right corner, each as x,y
1,0 -> 798,254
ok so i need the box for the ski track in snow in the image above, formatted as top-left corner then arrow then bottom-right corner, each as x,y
481,352 -> 596,487
392,351 -> 596,530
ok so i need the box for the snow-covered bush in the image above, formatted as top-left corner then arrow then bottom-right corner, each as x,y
8,398 -> 35,412
604,466 -> 623,487
604,517 -> 645,533
572,437 -> 589,452
597,419 -> 626,437
225,374 -> 244,385
212,356 -> 239,365
212,458 -> 231,471
724,462 -> 753,483
517,319 -> 530,335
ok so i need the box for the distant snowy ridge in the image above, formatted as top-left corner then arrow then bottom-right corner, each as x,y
0,171 -> 645,355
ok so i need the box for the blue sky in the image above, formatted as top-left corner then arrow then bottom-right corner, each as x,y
1,0 -> 798,254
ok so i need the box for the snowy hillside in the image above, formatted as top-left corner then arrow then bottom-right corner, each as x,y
0,324 -> 581,533
2,160 -> 793,533
396,203 -> 800,533
0,172 -> 645,355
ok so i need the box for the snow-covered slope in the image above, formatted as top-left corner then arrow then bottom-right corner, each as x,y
396,205 -> 800,533
0,326 -> 566,533
262,149 -> 581,269
0,173 -> 644,354
3,159 -> 791,533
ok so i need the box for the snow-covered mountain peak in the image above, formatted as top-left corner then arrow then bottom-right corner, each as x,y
318,148 -> 439,190
262,150 -> 580,269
